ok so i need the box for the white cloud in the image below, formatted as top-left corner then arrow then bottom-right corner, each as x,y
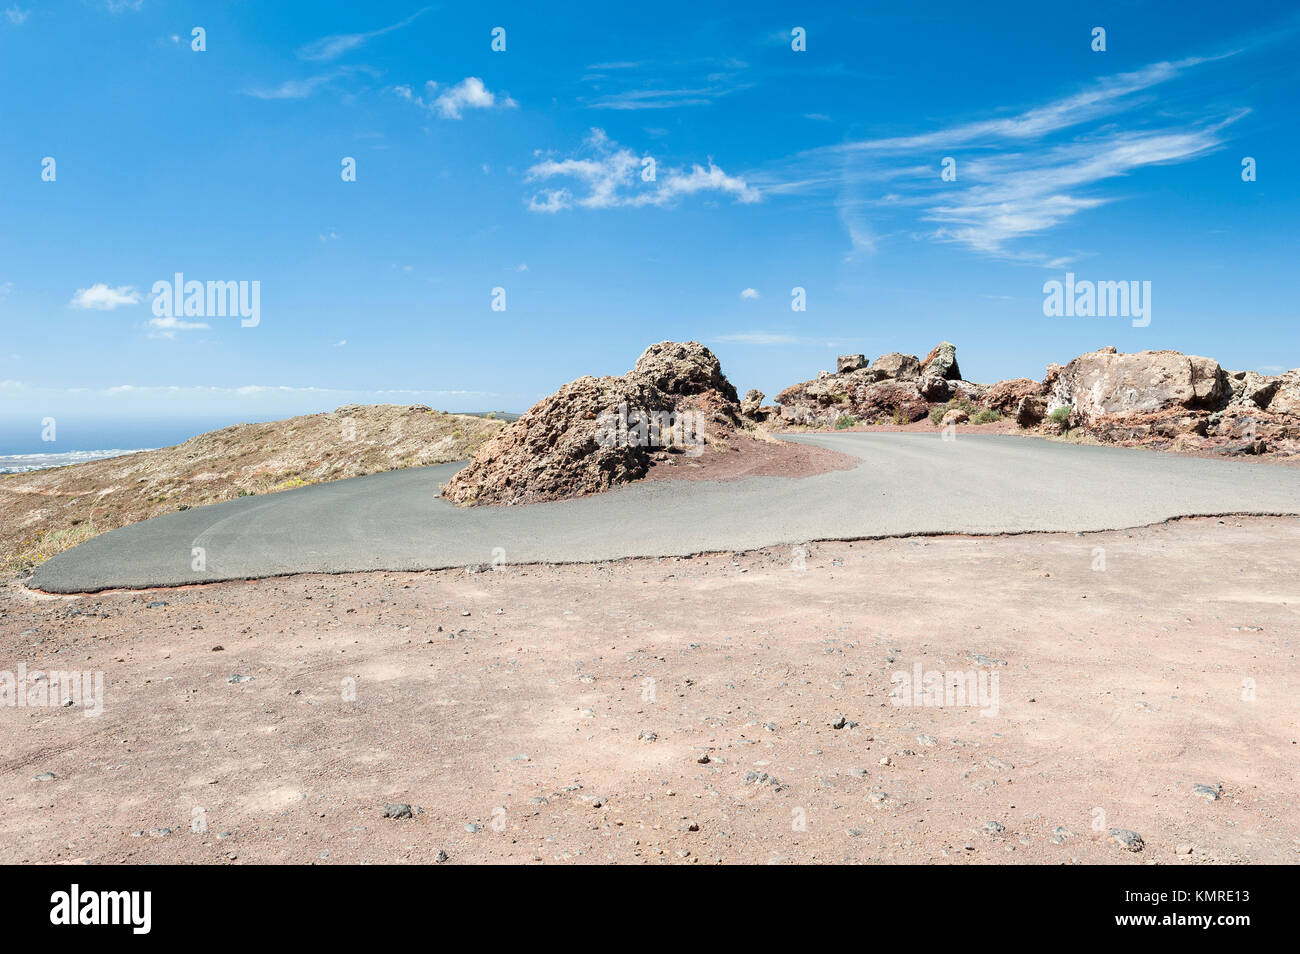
394,77 -> 517,119
147,315 -> 210,338
244,75 -> 334,100
754,50 -> 1245,265
580,57 -> 751,110
526,128 -> 759,212
298,8 -> 431,62
70,283 -> 142,310
739,288 -> 760,299
5,6 -> 30,24
715,333 -> 847,347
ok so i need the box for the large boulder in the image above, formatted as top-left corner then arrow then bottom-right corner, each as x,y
981,378 -> 1043,414
920,342 -> 961,381
442,342 -> 741,505
631,340 -> 739,402
1049,347 -> 1228,421
871,352 -> 921,380
852,380 -> 931,422
837,354 -> 868,374
1266,370 -> 1300,416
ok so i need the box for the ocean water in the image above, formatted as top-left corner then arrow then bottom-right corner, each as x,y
0,448 -> 152,475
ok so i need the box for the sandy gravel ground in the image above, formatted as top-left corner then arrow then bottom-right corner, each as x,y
2,515 -> 1297,865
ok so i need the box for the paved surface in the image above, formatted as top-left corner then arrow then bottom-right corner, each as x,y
30,433 -> 1300,592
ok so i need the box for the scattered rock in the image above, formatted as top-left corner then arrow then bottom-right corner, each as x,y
1190,783 -> 1222,801
1109,828 -> 1144,852
382,804 -> 414,819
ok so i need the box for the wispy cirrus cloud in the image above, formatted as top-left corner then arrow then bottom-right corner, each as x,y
298,7 -> 431,62
579,57 -> 751,110
714,333 -> 849,347
393,77 -> 517,119
526,128 -> 758,212
756,51 -> 1246,266
243,74 -> 336,100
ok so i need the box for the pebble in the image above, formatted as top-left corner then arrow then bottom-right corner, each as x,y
382,804 -> 413,819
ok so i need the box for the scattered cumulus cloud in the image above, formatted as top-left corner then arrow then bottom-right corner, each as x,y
5,6 -> 30,24
526,128 -> 759,212
393,77 -> 517,119
739,288 -> 760,299
70,283 -> 142,310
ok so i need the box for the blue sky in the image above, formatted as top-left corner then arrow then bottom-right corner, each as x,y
2,0 -> 1298,451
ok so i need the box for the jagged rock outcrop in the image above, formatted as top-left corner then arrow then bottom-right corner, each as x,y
837,354 -> 868,374
981,378 -> 1043,414
442,341 -> 741,505
769,340 -> 1297,456
1035,347 -> 1298,454
920,342 -> 961,381
773,342 -> 983,426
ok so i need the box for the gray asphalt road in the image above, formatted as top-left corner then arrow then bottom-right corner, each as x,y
30,433 -> 1300,592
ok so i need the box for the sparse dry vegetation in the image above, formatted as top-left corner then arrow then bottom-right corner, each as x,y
0,405 -> 502,571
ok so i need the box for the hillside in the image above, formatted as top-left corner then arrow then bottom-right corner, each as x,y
0,404 -> 503,572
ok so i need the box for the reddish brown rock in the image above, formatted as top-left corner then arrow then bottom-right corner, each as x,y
442,341 -> 741,506
981,378 -> 1043,414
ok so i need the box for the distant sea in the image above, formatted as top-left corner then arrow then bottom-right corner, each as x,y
0,448 -> 152,475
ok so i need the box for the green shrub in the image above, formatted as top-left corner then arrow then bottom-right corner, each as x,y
834,414 -> 856,430
971,408 -> 1002,425
928,398 -> 977,426
1048,406 -> 1071,424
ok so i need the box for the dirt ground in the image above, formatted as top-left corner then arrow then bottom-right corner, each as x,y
644,432 -> 859,483
2,515 -> 1297,865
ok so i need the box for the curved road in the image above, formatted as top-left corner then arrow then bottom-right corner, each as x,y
31,433 -> 1300,592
